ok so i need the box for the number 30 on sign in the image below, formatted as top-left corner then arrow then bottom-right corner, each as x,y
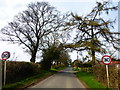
1,51 -> 10,60
102,55 -> 112,65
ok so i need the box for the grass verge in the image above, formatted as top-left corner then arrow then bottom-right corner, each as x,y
76,71 -> 107,88
2,66 -> 66,89
50,66 -> 66,71
72,67 -> 80,71
2,70 -> 55,89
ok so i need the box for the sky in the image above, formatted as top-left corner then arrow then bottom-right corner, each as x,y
0,0 -> 119,62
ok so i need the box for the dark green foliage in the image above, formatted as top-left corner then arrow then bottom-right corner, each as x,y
40,60 -> 52,71
41,44 -> 60,70
41,44 -> 70,70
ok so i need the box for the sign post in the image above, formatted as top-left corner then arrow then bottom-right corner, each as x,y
102,55 -> 112,88
106,65 -> 109,88
1,51 -> 10,86
4,61 -> 6,86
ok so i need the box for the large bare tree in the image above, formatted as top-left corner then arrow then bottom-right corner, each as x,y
1,2 -> 63,62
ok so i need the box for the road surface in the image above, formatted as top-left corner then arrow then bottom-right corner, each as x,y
28,67 -> 86,88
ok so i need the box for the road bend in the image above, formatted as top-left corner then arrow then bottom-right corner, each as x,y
28,67 -> 86,88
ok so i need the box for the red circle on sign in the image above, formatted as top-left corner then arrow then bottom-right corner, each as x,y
1,51 -> 10,60
102,55 -> 112,65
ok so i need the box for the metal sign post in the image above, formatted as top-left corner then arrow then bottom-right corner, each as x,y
106,65 -> 110,88
0,59 -> 2,90
102,55 -> 112,88
1,51 -> 10,86
4,61 -> 6,86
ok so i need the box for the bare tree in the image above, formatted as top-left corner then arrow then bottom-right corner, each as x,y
1,2 -> 63,62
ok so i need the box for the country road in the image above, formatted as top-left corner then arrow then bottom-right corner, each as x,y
28,67 -> 86,88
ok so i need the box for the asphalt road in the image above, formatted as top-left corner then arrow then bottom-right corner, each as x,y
28,67 -> 86,88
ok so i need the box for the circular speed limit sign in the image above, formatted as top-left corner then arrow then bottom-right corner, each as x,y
1,51 -> 10,60
102,55 -> 112,65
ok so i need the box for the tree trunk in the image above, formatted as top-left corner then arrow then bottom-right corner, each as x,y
57,61 -> 59,66
30,49 -> 37,63
91,25 -> 95,65
30,39 -> 39,63
91,50 -> 95,65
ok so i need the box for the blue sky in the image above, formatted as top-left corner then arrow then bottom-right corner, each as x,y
0,0 -> 119,62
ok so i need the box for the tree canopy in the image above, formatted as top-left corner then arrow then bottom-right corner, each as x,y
64,1 -> 120,65
0,1 -> 120,65
41,43 -> 70,70
1,2 -> 64,62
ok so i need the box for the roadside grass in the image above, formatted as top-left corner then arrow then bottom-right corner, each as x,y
72,67 -> 80,71
76,71 -> 107,88
2,66 -> 66,89
2,70 -> 55,89
51,66 -> 66,71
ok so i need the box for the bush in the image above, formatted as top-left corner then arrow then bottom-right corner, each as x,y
2,61 -> 40,84
82,63 -> 92,67
40,59 -> 52,71
93,64 -> 120,88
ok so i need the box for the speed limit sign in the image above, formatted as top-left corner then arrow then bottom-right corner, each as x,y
1,51 -> 10,60
102,55 -> 112,65
102,55 -> 112,88
1,51 -> 10,85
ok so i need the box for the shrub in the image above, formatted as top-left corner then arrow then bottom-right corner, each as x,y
93,64 -> 120,88
2,61 -> 40,84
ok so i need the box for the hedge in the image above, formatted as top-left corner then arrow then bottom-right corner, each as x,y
2,61 -> 40,84
93,64 -> 120,88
